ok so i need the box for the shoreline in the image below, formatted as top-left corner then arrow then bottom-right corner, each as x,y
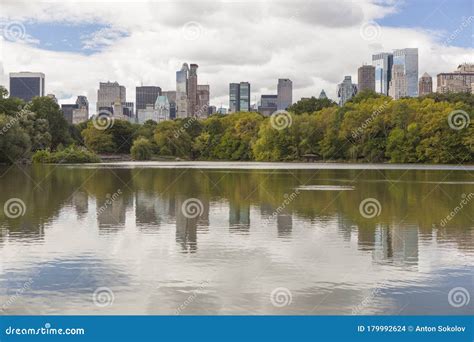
58,160 -> 474,171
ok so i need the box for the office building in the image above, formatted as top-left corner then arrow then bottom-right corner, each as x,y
196,84 -> 210,117
437,64 -> 474,93
239,82 -> 251,112
9,72 -> 45,102
188,64 -> 199,116
229,83 -> 240,112
136,86 -> 161,115
372,53 -> 393,95
176,63 -> 189,118
357,65 -> 375,92
337,76 -> 357,106
61,96 -> 89,124
418,72 -> 433,96
277,78 -> 292,110
258,94 -> 278,116
162,90 -> 177,119
393,48 -> 418,97
97,81 -> 126,113
388,65 -> 407,100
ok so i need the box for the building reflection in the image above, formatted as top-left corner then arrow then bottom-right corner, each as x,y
71,191 -> 88,220
229,201 -> 250,233
373,224 -> 419,265
175,196 -> 209,253
96,193 -> 131,231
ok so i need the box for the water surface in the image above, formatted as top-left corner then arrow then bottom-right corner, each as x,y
0,163 -> 472,315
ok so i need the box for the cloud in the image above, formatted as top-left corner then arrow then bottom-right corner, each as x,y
0,0 -> 472,113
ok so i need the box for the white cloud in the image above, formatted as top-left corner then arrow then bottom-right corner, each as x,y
0,0 -> 472,113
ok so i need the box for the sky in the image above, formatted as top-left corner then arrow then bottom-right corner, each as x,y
0,0 -> 472,113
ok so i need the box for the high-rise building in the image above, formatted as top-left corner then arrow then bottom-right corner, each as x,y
258,94 -> 278,116
61,96 -> 89,124
388,65 -> 407,100
418,72 -> 433,96
372,53 -> 393,95
337,76 -> 357,106
196,84 -> 210,117
9,72 -> 45,102
319,89 -> 328,99
176,63 -> 189,118
229,83 -> 240,112
358,65 -> 375,92
277,78 -> 292,110
393,48 -> 418,97
437,64 -> 474,93
136,86 -> 161,115
239,82 -> 251,112
97,81 -> 126,114
162,90 -> 177,119
188,64 -> 199,116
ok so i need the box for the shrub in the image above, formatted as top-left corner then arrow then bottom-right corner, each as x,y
131,137 -> 153,160
32,146 -> 101,164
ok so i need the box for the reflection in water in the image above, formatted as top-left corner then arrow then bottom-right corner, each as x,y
0,164 -> 472,315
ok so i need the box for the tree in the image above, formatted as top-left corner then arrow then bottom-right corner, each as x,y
0,114 -> 31,163
28,97 -> 71,148
19,110 -> 52,151
154,120 -> 192,158
81,122 -> 116,153
131,137 -> 153,160
288,96 -> 337,115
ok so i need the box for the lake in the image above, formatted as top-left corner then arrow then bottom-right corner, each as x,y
0,162 -> 472,315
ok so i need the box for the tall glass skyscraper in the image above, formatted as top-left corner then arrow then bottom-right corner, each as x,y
229,82 -> 250,112
176,63 -> 189,118
372,53 -> 393,95
229,83 -> 240,112
393,48 -> 418,97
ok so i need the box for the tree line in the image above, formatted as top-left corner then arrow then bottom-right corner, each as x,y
0,86 -> 472,164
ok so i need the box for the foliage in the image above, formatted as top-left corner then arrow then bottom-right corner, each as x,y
81,122 -> 116,153
28,97 -> 71,148
288,96 -> 337,115
0,113 -> 31,163
32,146 -> 100,164
131,137 -> 154,160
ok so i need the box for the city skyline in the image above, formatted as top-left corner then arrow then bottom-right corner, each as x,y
0,0 -> 472,114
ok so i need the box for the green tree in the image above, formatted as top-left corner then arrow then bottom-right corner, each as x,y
288,96 -> 337,115
131,137 -> 153,160
0,114 -> 31,163
28,97 -> 71,148
81,122 -> 116,153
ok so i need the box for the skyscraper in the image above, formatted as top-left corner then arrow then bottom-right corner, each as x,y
393,48 -> 418,97
337,76 -> 357,106
97,81 -> 126,114
418,72 -> 433,96
239,82 -> 251,112
388,65 -> 407,100
162,90 -> 177,119
277,78 -> 292,110
372,52 -> 393,95
196,84 -> 210,117
357,65 -> 375,92
188,64 -> 199,116
176,63 -> 189,118
9,72 -> 45,102
319,89 -> 328,99
61,96 -> 89,124
229,83 -> 240,112
136,86 -> 161,115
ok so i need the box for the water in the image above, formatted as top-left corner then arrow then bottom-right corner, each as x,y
0,163 -> 472,315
